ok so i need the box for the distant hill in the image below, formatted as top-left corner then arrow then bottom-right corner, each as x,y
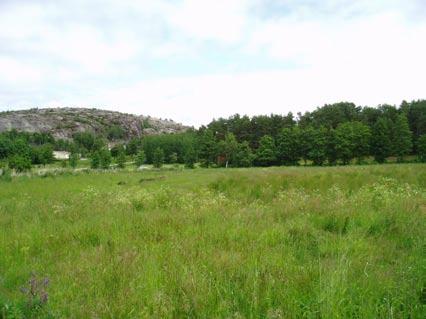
0,108 -> 189,140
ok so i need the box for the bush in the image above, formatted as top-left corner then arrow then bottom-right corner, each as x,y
117,151 -> 126,169
90,152 -> 100,169
153,147 -> 165,168
8,155 -> 32,172
69,153 -> 79,168
135,150 -> 146,167
99,149 -> 112,169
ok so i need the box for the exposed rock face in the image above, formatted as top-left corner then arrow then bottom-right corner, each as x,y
0,108 -> 189,140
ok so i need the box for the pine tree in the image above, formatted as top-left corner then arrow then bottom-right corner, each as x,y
371,118 -> 391,163
198,130 -> 217,167
393,114 -> 412,162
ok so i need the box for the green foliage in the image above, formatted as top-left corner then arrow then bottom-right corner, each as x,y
135,150 -> 146,167
218,133 -> 238,167
31,144 -> 54,165
99,149 -> 112,169
401,100 -> 426,152
141,118 -> 152,129
417,134 -> 426,162
152,147 -> 164,168
351,121 -> 371,163
308,127 -> 328,166
256,135 -> 276,166
141,132 -> 196,164
110,144 -> 125,158
234,141 -> 255,167
126,138 -> 142,156
335,121 -> 371,164
168,152 -> 178,164
299,126 -> 315,164
325,128 -> 338,165
90,152 -> 101,169
277,127 -> 301,165
69,152 -> 79,169
299,102 -> 361,129
73,132 -> 105,155
0,99 -> 424,169
8,155 -> 32,172
371,118 -> 392,163
184,146 -> 197,169
107,125 -> 125,141
393,114 -> 412,162
198,130 -> 217,167
116,151 -> 126,169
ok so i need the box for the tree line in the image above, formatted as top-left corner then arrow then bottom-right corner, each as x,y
1,100 -> 425,172
133,100 -> 426,167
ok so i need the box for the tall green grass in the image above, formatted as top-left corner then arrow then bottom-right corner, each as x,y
0,165 -> 425,318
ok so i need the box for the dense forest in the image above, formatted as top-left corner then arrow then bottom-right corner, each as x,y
1,100 -> 426,171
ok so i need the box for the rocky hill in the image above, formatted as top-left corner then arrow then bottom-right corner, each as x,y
0,108 -> 189,140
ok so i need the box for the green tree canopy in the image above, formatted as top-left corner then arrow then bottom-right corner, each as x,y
417,134 -> 426,162
277,127 -> 301,166
256,135 -> 276,167
371,118 -> 392,163
393,114 -> 412,162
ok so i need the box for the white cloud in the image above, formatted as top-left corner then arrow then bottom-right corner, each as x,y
169,0 -> 249,43
0,0 -> 425,125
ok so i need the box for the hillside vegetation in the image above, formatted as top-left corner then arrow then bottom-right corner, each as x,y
0,165 -> 425,318
1,101 -> 425,174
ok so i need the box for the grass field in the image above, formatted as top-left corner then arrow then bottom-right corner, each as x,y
1,165 -> 425,318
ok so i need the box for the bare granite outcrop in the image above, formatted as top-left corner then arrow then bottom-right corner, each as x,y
0,108 -> 189,140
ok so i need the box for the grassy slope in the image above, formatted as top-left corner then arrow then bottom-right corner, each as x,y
0,165 -> 425,318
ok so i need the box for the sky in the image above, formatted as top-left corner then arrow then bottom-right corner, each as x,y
0,0 -> 425,126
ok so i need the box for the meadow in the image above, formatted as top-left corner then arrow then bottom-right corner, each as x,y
0,164 -> 425,318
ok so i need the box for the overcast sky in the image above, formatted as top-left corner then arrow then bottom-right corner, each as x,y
0,0 -> 425,126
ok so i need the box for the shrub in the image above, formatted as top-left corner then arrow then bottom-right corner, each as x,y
117,151 -> 126,169
69,153 -> 79,168
135,150 -> 146,167
8,155 -> 32,172
90,152 -> 100,169
153,147 -> 164,168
